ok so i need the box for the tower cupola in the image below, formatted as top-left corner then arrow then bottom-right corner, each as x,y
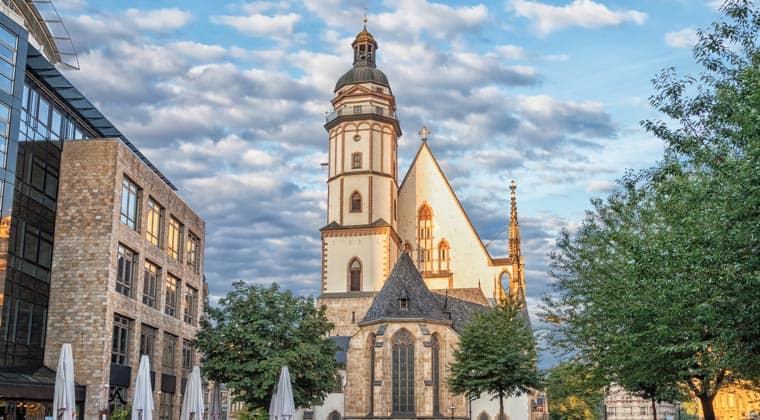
334,19 -> 391,93
352,18 -> 378,67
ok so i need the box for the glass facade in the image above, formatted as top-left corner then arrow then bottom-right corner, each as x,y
0,11 -> 97,369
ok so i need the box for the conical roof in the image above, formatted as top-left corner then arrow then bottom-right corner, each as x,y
360,253 -> 450,324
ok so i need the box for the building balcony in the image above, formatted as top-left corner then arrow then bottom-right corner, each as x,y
325,105 -> 398,123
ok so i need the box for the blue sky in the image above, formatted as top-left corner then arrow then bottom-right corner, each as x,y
53,0 -> 722,362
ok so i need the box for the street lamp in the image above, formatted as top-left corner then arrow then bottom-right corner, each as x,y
450,404 -> 455,420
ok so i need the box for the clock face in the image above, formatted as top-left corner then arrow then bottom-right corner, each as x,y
353,134 -> 361,142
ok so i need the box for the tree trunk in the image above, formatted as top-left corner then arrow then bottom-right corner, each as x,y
699,394 -> 716,420
499,392 -> 505,420
651,397 -> 657,420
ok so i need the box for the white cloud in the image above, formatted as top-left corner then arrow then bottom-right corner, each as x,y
124,8 -> 192,32
211,12 -> 300,38
585,180 -> 616,193
496,45 -> 527,60
509,0 -> 647,36
707,0 -> 724,10
169,41 -> 227,61
665,27 -> 698,49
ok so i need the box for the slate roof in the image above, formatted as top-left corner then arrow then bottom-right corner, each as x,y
359,253 -> 491,333
335,65 -> 391,93
360,253 -> 450,325
432,291 -> 489,332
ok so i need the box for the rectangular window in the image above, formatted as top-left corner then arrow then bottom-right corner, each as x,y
182,339 -> 193,370
0,24 -> 16,95
186,232 -> 200,273
165,274 -> 180,317
116,244 -> 137,297
111,314 -> 131,365
140,324 -> 156,366
167,216 -> 183,260
352,152 -> 362,169
120,177 -> 141,230
29,157 -> 58,201
375,106 -> 384,116
143,261 -> 160,308
145,198 -> 164,247
159,392 -> 173,420
21,223 -> 54,270
640,407 -> 647,416
353,105 -> 362,114
163,333 -> 177,371
184,286 -> 198,325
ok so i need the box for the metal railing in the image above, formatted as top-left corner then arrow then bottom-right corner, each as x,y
326,105 -> 398,123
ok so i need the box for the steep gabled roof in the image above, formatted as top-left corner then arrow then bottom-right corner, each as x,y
398,141 -> 505,265
360,253 -> 450,325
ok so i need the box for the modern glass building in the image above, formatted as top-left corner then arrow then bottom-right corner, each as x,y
0,1 -> 180,418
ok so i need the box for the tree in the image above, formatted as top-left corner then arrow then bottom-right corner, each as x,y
544,3 -> 760,419
449,297 -> 540,419
544,362 -> 604,420
195,281 -> 339,411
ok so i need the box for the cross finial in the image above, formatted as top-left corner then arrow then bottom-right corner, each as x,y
419,126 -> 431,142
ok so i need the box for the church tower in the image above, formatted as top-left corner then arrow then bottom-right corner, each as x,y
320,21 -> 402,335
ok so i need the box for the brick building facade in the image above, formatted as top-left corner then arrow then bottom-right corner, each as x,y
44,139 -> 205,418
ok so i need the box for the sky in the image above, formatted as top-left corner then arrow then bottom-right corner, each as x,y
52,0 -> 723,363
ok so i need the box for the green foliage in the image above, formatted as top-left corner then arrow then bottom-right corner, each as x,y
544,362 -> 604,420
544,2 -> 760,420
449,297 -> 540,415
194,281 -> 339,412
110,407 -> 130,420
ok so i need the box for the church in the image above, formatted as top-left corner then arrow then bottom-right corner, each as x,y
308,23 -> 540,420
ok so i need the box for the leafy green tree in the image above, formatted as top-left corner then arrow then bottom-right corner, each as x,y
544,362 -> 604,420
545,3 -> 760,419
195,281 -> 339,412
449,297 -> 540,419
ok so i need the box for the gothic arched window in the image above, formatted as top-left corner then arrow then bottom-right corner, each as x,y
328,411 -> 341,420
500,272 -> 511,297
349,258 -> 362,291
392,329 -> 415,415
438,239 -> 450,272
431,334 -> 441,416
417,204 -> 433,272
351,191 -> 362,212
478,412 -> 490,420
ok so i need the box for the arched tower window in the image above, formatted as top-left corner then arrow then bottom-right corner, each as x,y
351,191 -> 362,212
328,411 -> 342,420
438,239 -> 450,272
431,334 -> 441,416
478,412 -> 490,420
349,258 -> 362,291
500,272 -> 511,297
417,204 -> 433,272
368,334 -> 376,416
392,329 -> 414,415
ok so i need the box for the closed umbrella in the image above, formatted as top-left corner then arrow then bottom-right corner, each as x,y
132,355 -> 154,420
269,366 -> 295,420
180,366 -> 205,420
208,383 -> 223,420
53,343 -> 76,420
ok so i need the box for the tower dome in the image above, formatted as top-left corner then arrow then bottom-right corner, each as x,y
334,21 -> 391,93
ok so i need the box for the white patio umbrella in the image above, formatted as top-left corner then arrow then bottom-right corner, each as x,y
180,366 -> 205,420
208,383 -> 223,420
53,343 -> 76,420
131,355 -> 154,420
269,366 -> 295,420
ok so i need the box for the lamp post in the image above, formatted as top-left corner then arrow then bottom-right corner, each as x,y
450,404 -> 455,420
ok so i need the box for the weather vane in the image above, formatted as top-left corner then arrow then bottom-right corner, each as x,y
419,126 -> 431,142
